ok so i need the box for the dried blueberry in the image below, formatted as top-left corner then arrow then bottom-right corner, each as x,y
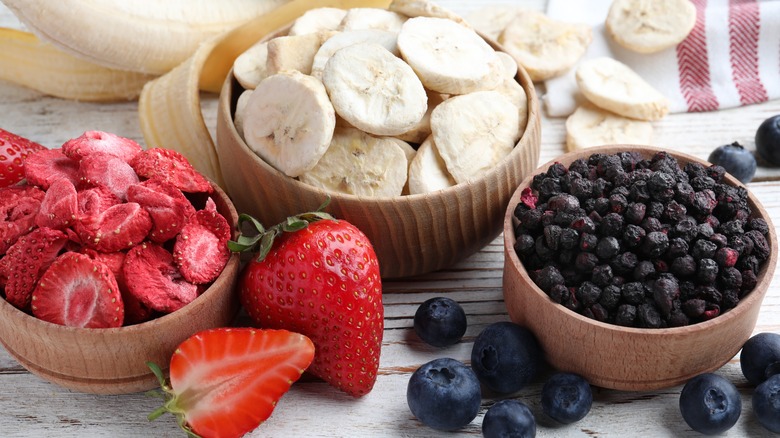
596,236 -> 621,260
641,231 -> 669,259
575,252 -> 599,272
679,373 -> 741,435
637,303 -> 663,328
697,259 -> 719,284
671,255 -> 696,278
534,266 -> 565,293
541,373 -> 592,424
614,304 -> 637,326
576,281 -> 602,307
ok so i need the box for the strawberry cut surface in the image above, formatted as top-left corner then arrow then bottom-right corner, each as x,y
0,184 -> 45,255
2,227 -> 67,311
126,179 -> 195,243
77,152 -> 139,201
122,242 -> 198,313
173,198 -> 231,284
131,148 -> 212,193
35,177 -> 78,230
61,130 -> 143,163
22,148 -> 79,190
0,128 -> 46,188
77,185 -> 122,218
75,201 -> 152,253
31,252 -> 124,328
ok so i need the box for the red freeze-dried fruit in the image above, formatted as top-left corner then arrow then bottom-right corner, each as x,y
23,148 -> 79,190
78,152 -> 139,200
0,185 -> 45,255
130,148 -> 212,193
126,179 -> 196,243
75,202 -> 152,253
62,130 -> 143,163
77,185 -> 122,217
521,187 -> 538,209
0,128 -> 47,188
82,248 -> 153,325
35,178 -> 78,230
123,242 -> 199,313
2,227 -> 68,310
174,198 -> 231,284
31,252 -> 124,328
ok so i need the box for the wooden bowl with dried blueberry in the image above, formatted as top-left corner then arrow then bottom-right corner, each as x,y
502,145 -> 777,391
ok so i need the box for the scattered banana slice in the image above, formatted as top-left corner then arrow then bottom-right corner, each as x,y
322,42 -> 427,136
565,103 -> 653,151
288,7 -> 348,36
266,31 -> 331,76
233,89 -> 253,140
499,10 -> 592,82
310,29 -> 399,80
299,126 -> 408,197
464,5 -> 525,41
407,135 -> 456,195
397,16 -> 504,95
395,89 -> 446,144
606,0 -> 697,54
338,8 -> 407,32
576,57 -> 670,121
242,70 -> 336,177
232,41 -> 269,90
388,0 -> 468,26
430,90 -> 520,183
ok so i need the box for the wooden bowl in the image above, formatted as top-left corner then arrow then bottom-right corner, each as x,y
215,30 -> 541,279
0,182 -> 241,395
502,145 -> 777,391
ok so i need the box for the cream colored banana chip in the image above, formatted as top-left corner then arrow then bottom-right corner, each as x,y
242,71 -> 336,177
338,8 -> 407,32
322,42 -> 427,137
395,89 -> 446,144
576,57 -> 670,121
288,7 -> 347,36
500,10 -> 592,82
266,32 -> 331,76
496,51 -> 519,79
388,0 -> 468,26
310,29 -> 399,80
299,126 -> 408,197
233,89 -> 253,140
430,90 -> 520,183
465,5 -> 526,41
397,16 -> 504,95
606,0 -> 697,54
232,41 -> 269,90
565,103 -> 654,151
407,135 -> 456,195
492,78 -> 529,135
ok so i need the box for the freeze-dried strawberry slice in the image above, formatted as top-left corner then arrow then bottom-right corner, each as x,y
78,152 -> 139,201
130,148 -> 212,193
75,202 -> 152,253
31,252 -> 124,328
123,242 -> 199,313
35,178 -> 78,230
3,227 -> 68,310
23,148 -> 79,190
174,198 -> 231,284
62,131 -> 143,163
127,179 -> 196,243
0,185 -> 45,255
77,185 -> 122,217
82,248 -> 153,325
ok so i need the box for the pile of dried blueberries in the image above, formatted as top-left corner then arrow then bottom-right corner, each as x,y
512,151 -> 770,328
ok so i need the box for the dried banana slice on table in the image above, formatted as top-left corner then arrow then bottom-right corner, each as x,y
565,103 -> 654,152
606,0 -> 697,54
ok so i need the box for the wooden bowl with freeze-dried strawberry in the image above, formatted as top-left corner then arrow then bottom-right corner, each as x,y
502,145 -> 777,391
0,131 -> 240,394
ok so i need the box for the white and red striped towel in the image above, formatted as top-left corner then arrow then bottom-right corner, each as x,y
543,0 -> 780,117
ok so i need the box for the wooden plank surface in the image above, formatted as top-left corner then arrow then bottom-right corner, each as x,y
1,1 -> 780,437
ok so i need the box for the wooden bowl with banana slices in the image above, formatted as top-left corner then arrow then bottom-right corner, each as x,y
216,5 -> 541,278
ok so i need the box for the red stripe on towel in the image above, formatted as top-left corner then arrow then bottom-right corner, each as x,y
677,0 -> 719,112
729,0 -> 768,105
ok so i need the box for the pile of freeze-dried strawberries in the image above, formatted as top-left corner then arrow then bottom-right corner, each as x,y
0,131 -> 231,328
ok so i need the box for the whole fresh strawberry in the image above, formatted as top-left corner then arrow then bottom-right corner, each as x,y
229,200 -> 384,397
147,327 -> 315,438
0,128 -> 46,188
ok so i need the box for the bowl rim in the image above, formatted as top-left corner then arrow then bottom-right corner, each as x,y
503,144 -> 778,336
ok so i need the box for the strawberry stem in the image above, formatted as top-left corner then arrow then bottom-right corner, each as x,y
228,197 -> 335,262
145,361 -> 203,438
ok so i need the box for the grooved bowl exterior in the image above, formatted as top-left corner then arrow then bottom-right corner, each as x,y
0,182 -> 241,394
216,30 -> 541,279
502,145 -> 777,391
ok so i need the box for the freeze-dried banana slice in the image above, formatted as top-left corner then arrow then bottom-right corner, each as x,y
310,29 -> 399,80
430,90 -> 520,183
606,0 -> 697,54
407,135 -> 456,195
266,32 -> 331,76
496,51 -> 519,79
288,7 -> 347,36
338,8 -> 407,32
395,89 -> 446,144
465,5 -> 525,41
232,41 -> 269,90
233,89 -> 253,140
388,0 -> 468,26
576,57 -> 670,121
565,103 -> 654,151
499,10 -> 592,82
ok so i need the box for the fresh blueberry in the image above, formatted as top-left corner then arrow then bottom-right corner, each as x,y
740,332 -> 780,386
679,373 -> 741,435
471,321 -> 542,394
753,374 -> 780,433
482,400 -> 536,438
407,357 -> 481,431
756,114 -> 780,166
707,142 -> 756,183
413,297 -> 467,347
540,372 -> 592,424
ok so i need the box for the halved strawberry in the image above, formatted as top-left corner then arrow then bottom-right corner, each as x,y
23,148 -> 79,190
2,227 -> 68,310
0,184 -> 45,255
126,179 -> 196,243
0,128 -> 46,188
130,148 -> 212,193
31,252 -> 124,328
35,177 -> 78,230
61,130 -> 143,163
173,198 -> 231,284
122,242 -> 199,313
148,328 -> 315,438
82,249 -> 153,325
78,152 -> 139,201
77,185 -> 122,217
75,202 -> 152,253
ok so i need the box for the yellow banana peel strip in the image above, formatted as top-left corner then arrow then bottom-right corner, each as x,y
139,0 -> 391,189
0,28 -> 156,102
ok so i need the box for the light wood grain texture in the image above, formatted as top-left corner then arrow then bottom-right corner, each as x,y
1,0 -> 779,437
503,145 -> 778,391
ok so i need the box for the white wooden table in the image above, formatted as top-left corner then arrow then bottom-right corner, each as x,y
1,1 -> 779,436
